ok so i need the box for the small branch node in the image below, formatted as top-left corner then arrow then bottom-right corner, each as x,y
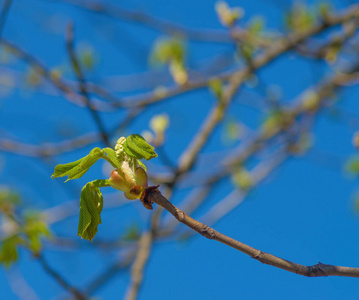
175,210 -> 185,222
309,262 -> 329,277
199,225 -> 216,239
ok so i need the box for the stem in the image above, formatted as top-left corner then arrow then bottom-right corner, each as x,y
92,179 -> 111,188
147,188 -> 359,278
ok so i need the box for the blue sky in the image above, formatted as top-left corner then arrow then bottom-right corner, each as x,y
1,0 -> 359,299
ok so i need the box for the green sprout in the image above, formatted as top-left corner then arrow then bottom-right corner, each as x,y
51,134 -> 157,241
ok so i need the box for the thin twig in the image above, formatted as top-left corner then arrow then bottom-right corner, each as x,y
0,0 -> 12,38
147,188 -> 359,278
66,23 -> 110,146
124,232 -> 153,300
38,255 -> 86,299
6,268 -> 40,300
84,251 -> 135,295
174,5 -> 359,177
0,39 -> 97,108
54,0 -> 234,43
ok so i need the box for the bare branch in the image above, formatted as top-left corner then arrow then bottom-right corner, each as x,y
0,39 -> 93,108
38,255 -> 85,299
66,23 -> 110,146
54,0 -> 234,43
6,268 -> 40,300
0,0 -> 12,38
124,232 -> 153,300
84,251 -> 135,295
147,188 -> 359,278
173,5 -> 359,177
0,107 -> 141,157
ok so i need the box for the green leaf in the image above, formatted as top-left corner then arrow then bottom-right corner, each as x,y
101,147 -> 122,168
51,148 -> 102,181
23,213 -> 51,254
123,134 -> 157,161
136,160 -> 147,171
77,181 -> 106,241
0,235 -> 23,267
150,37 -> 186,66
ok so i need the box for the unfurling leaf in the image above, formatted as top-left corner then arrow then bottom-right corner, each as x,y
123,134 -> 157,160
136,159 -> 147,171
215,1 -> 243,27
102,147 -> 122,168
78,181 -> 105,241
150,37 -> 185,66
52,133 -> 157,241
51,147 -> 102,181
149,114 -> 170,146
150,37 -> 187,85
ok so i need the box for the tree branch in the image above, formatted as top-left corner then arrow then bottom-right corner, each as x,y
54,0 -> 234,44
124,231 -> 153,300
146,188 -> 359,278
38,255 -> 86,299
0,0 -> 12,39
66,23 -> 110,146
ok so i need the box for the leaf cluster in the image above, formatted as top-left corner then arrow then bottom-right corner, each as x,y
51,134 -> 157,241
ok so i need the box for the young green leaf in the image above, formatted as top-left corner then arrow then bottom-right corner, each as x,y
0,235 -> 23,267
101,147 -> 122,168
136,160 -> 147,171
23,214 -> 51,254
123,134 -> 157,160
77,180 -> 108,241
51,147 -> 103,181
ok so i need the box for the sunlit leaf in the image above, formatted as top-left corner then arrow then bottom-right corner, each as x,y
102,147 -> 122,168
136,160 -> 147,171
150,37 -> 185,66
215,1 -> 243,27
51,148 -> 102,181
123,134 -> 157,161
77,180 -> 106,241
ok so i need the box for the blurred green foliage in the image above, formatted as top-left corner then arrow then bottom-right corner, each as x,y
0,187 -> 51,267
